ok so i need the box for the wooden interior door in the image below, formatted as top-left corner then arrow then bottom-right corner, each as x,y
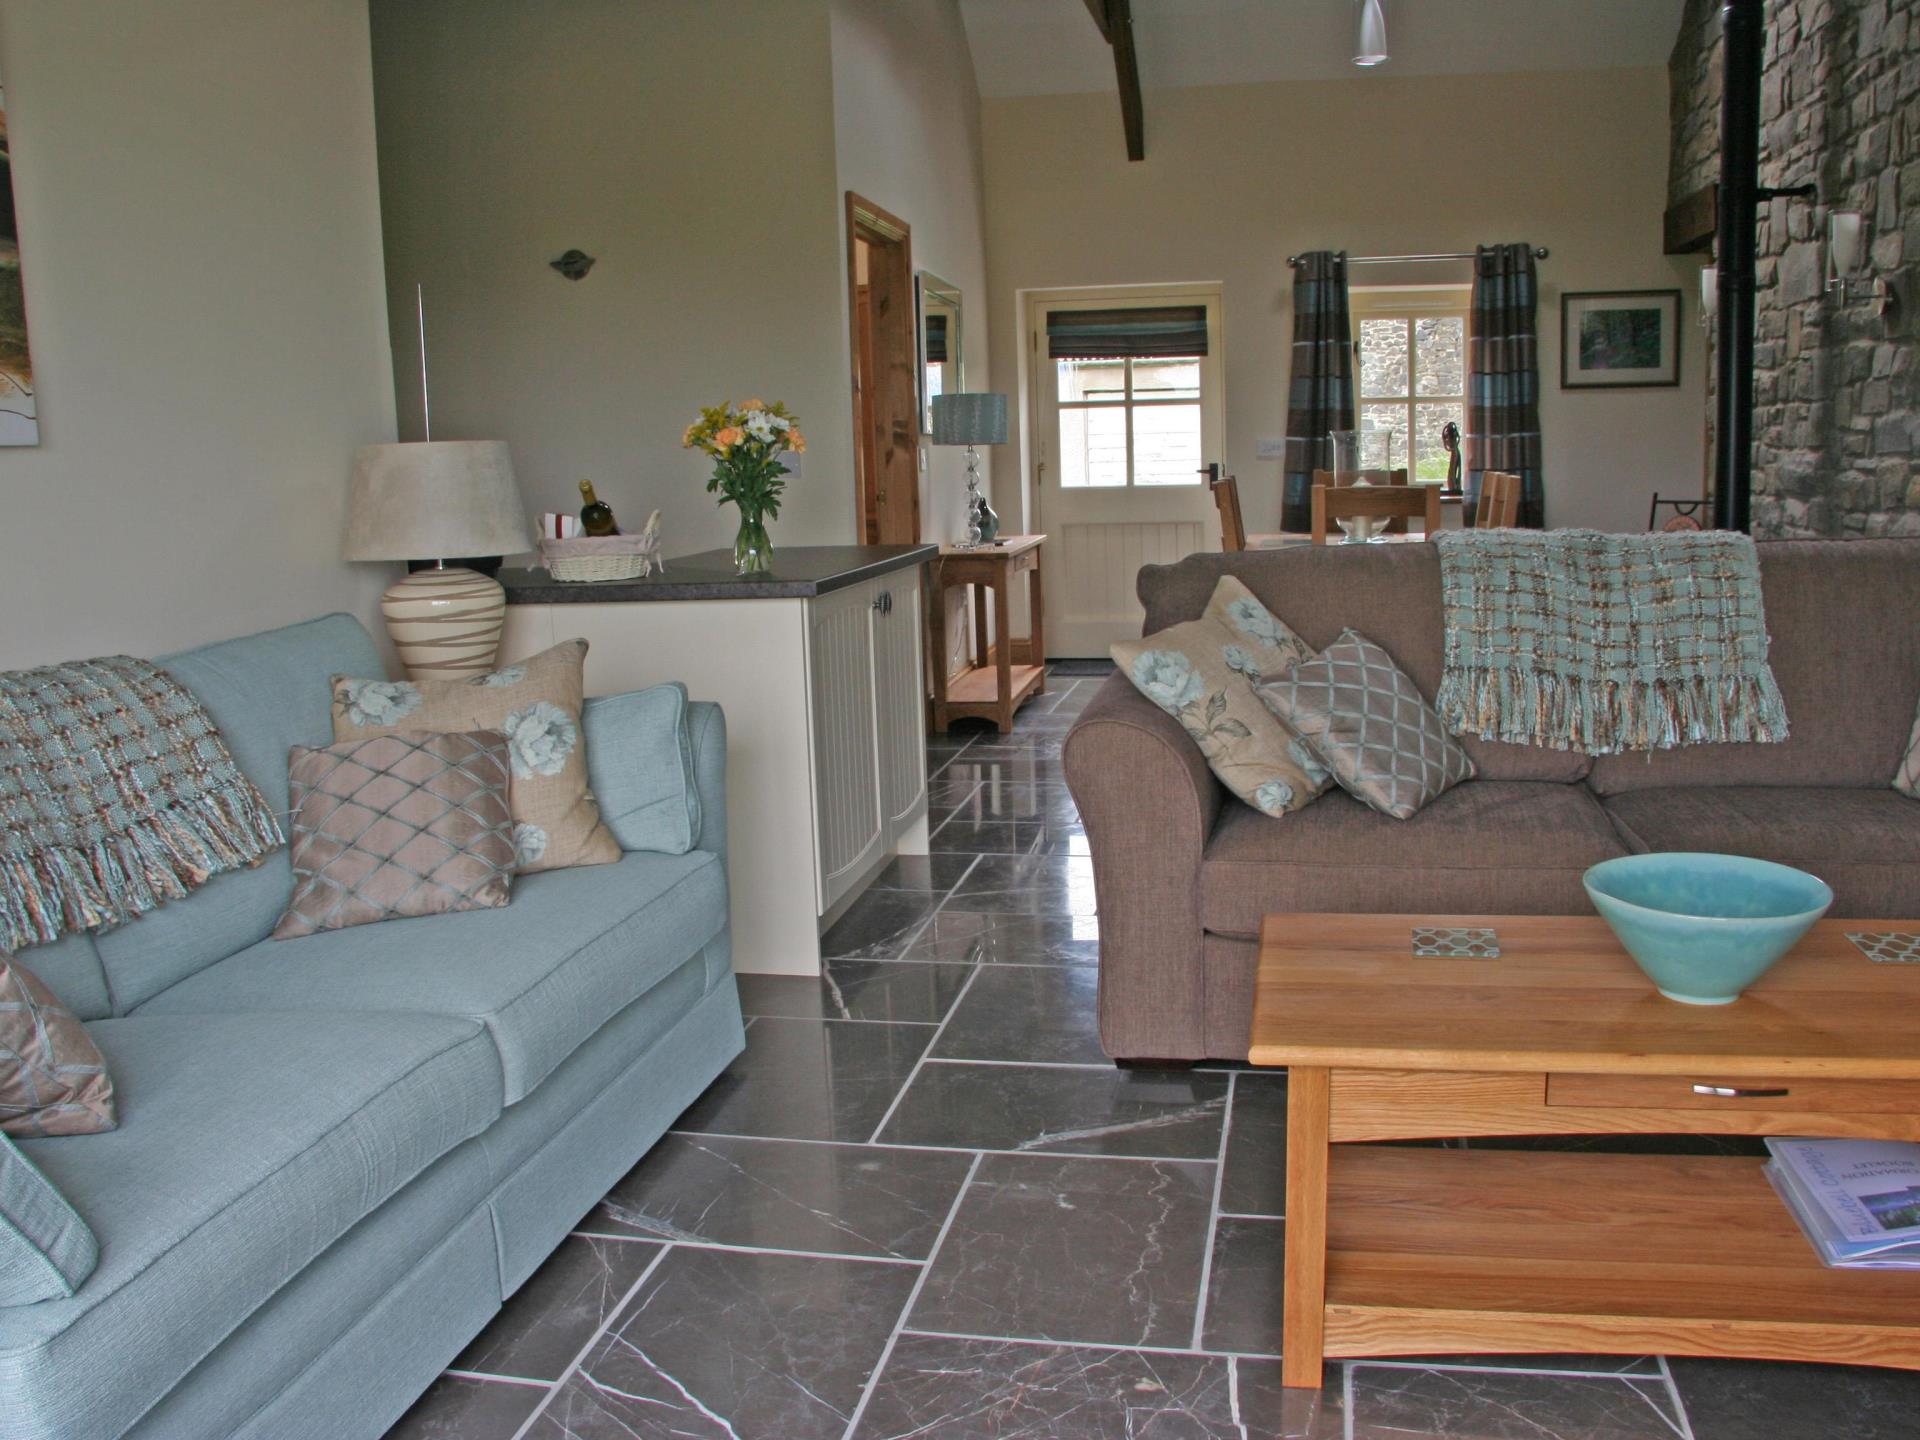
847,193 -> 920,545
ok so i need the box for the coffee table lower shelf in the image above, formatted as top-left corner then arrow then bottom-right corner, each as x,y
1310,1145 -> 1920,1374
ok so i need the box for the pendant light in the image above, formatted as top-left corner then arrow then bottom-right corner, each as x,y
1354,0 -> 1388,67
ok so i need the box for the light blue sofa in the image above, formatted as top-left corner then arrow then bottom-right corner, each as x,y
0,614 -> 744,1440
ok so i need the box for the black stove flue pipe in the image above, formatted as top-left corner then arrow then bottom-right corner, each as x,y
1712,0 -> 1764,533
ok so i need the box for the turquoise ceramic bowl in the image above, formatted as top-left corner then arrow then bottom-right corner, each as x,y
1582,852 -> 1833,1005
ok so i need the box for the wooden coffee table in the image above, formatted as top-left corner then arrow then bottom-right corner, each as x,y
1249,913 -> 1920,1388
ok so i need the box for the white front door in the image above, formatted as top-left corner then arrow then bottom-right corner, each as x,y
1031,287 -> 1224,656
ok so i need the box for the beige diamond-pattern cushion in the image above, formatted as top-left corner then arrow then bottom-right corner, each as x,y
273,730 -> 517,939
1256,629 -> 1475,820
1,952 -> 116,1137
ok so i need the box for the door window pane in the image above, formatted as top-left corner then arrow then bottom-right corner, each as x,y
1133,402 -> 1203,485
1414,401 -> 1465,482
1415,317 -> 1465,396
1058,358 -> 1126,403
1059,405 -> 1128,488
1358,318 -> 1408,398
1360,403 -> 1405,470
1130,356 -> 1201,401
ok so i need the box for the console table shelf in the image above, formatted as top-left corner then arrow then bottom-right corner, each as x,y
926,535 -> 1047,733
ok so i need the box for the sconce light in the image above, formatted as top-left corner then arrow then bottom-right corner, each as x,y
1826,210 -> 1900,318
1699,265 -> 1718,330
1827,211 -> 1866,299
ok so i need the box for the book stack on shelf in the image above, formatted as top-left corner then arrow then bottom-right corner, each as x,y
1766,1138 -> 1920,1269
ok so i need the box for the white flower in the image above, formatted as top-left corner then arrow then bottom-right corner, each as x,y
1288,736 -> 1332,786
1222,644 -> 1261,679
744,411 -> 778,442
1254,779 -> 1295,814
503,700 -> 578,778
512,823 -> 549,868
337,677 -> 422,729
476,665 -> 526,688
1130,650 -> 1205,713
1226,597 -> 1288,652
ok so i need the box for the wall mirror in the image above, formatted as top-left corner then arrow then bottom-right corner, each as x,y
916,272 -> 962,434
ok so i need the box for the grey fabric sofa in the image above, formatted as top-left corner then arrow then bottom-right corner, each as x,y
0,614 -> 743,1440
1063,539 -> 1920,1064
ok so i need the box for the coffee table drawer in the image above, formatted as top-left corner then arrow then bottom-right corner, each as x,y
1547,1072 -> 1920,1115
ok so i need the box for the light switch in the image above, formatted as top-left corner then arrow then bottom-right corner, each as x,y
919,447 -> 928,471
1255,437 -> 1286,460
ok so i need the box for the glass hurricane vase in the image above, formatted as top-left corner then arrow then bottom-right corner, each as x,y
732,505 -> 773,576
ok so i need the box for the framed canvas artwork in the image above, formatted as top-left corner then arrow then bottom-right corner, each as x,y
0,81 -> 37,444
1560,290 -> 1681,390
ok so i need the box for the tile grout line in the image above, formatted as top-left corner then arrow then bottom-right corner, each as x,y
669,1127 -> 1218,1165
839,1151 -> 986,1440
1656,1353 -> 1697,1440
439,1369 -> 552,1389
826,851 -> 984,968
863,964 -> 987,1144
567,1231 -> 926,1266
1191,1069 -> 1237,1352
508,1240 -> 673,1440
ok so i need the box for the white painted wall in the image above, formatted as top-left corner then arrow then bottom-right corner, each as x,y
0,0 -> 398,666
369,0 -> 853,557
830,0 -> 993,544
983,66 -> 1707,537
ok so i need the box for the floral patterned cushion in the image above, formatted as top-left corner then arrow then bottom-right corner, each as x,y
331,638 -> 619,873
273,731 -> 516,938
1257,629 -> 1475,820
1112,577 -> 1331,817
1897,693 -> 1920,799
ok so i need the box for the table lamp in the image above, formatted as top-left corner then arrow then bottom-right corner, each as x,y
344,440 -> 532,679
932,393 -> 1008,547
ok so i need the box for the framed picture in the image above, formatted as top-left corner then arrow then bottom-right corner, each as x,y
1560,290 -> 1681,389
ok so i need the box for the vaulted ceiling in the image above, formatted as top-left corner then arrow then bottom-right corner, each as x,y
959,0 -> 1687,99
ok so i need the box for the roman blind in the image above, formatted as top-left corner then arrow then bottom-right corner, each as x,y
1046,305 -> 1208,359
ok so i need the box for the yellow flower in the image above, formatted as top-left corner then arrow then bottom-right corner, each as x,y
739,398 -> 766,412
681,424 -> 699,448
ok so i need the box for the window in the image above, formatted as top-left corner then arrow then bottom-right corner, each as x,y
1352,288 -> 1468,481
1050,305 -> 1210,488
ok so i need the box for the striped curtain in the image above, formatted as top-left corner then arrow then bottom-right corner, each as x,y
1467,243 -> 1544,528
1281,251 -> 1354,532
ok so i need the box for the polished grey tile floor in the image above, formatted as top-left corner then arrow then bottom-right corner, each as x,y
386,669 -> 1920,1439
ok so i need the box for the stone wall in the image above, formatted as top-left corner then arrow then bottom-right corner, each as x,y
1668,0 -> 1920,538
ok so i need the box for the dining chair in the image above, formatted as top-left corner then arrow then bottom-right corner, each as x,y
1311,482 -> 1441,545
1475,471 -> 1521,529
1211,472 -> 1247,552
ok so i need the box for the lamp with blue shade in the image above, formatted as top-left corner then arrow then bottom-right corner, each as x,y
932,392 -> 1007,547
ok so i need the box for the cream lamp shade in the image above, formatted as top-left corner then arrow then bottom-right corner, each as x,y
344,441 -> 533,680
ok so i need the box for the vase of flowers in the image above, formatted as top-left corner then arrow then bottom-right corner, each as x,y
682,398 -> 806,576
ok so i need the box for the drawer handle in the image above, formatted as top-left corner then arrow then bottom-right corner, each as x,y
1692,1083 -> 1791,1099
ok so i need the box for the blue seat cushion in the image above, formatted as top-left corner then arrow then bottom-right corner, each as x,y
137,850 -> 729,1104
0,1010 -> 499,1440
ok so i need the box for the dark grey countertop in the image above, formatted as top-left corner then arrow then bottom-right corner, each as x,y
500,543 -> 936,603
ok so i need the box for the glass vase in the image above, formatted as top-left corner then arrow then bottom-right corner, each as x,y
732,506 -> 773,576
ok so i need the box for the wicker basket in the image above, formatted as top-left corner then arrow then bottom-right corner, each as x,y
538,533 -> 655,583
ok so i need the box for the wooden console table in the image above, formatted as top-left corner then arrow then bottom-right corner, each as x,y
925,535 -> 1047,733
1250,913 -> 1920,1387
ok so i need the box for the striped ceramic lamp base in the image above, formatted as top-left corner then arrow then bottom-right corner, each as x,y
380,566 -> 507,680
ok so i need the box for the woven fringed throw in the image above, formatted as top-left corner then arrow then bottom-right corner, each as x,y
1433,529 -> 1790,755
0,655 -> 284,949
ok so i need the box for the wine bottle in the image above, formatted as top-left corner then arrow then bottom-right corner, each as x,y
578,480 -> 617,536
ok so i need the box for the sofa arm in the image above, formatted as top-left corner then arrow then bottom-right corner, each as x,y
686,700 -> 727,860
1063,673 -> 1223,1060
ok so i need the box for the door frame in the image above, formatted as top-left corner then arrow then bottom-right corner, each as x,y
846,193 -> 920,545
1025,282 -> 1226,538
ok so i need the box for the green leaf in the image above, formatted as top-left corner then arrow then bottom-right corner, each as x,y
1213,718 -> 1252,739
1205,690 -> 1227,723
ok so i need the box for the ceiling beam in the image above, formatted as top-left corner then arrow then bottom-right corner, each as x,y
1082,0 -> 1145,161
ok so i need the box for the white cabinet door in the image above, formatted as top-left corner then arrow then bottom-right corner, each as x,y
873,570 -> 927,829
808,579 -> 885,912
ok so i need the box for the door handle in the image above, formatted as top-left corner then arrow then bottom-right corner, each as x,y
1691,1084 -> 1791,1099
872,591 -> 893,615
